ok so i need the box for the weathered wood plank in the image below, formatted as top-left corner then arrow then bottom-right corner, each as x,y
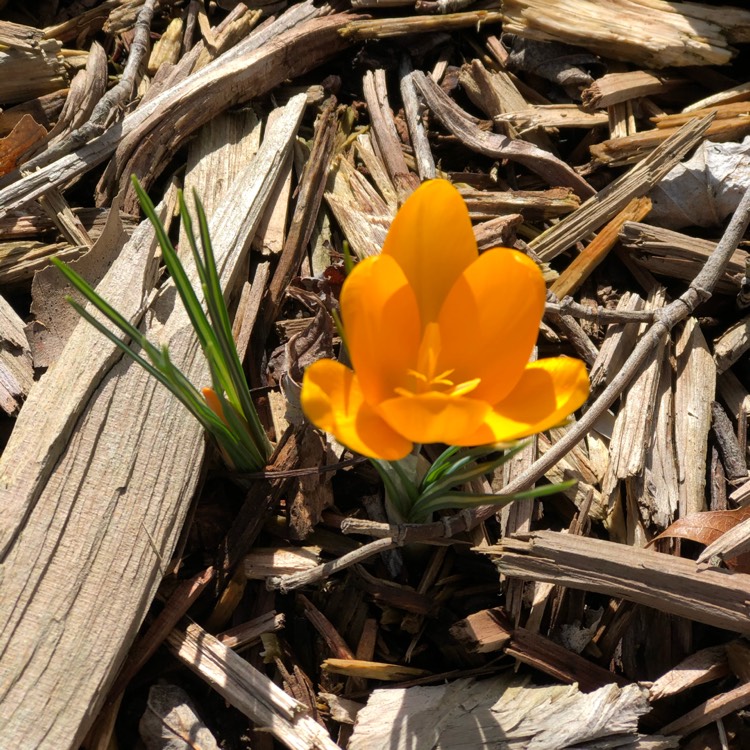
0,94 -> 306,750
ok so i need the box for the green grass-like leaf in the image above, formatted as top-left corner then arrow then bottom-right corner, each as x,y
52,176 -> 271,472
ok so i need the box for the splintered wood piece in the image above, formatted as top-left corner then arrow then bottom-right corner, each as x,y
252,122 -> 293,257
339,10 -> 504,40
349,675 -> 666,749
550,196 -> 651,299
36,187 -> 93,249
474,214 -> 523,250
168,622 -> 340,750
325,156 -> 392,258
299,593 -> 356,660
450,608 -> 512,653
485,530 -> 750,634
494,104 -> 609,130
683,81 -> 750,113
258,96 -> 338,342
603,286 -> 667,488
537,433 -> 607,520
675,318 -> 715,516
217,611 -> 285,650
399,62 -> 436,181
457,59 -> 556,149
45,42 -> 107,149
649,646 -> 730,701
0,292 -> 33,415
0,95 -> 306,750
147,16 -> 183,75
0,21 -> 68,104
582,70 -> 685,109
451,607 -> 625,691
652,101 -> 750,130
354,132 -> 399,211
529,114 -> 712,262
589,292 -> 646,390
591,113 -> 750,166
243,548 -> 321,579
411,71 -> 595,199
460,186 -> 580,220
502,0 -> 750,68
714,313 -> 750,374
660,681 -> 750,737
619,221 -> 748,294
362,69 -> 418,202
632,352 -> 679,530
498,433 -> 537,622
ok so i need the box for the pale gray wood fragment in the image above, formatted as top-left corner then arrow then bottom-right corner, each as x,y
0,293 -> 32,416
349,674 -> 677,749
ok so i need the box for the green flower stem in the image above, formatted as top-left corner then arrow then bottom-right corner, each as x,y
368,442 -> 574,524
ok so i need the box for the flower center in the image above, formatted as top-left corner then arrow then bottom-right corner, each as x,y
393,322 -> 481,398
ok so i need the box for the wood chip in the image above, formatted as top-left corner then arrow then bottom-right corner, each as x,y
485,531 -> 750,634
168,622 -> 340,750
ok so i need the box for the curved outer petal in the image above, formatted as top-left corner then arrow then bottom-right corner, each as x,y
377,392 -> 490,445
301,359 -> 412,460
437,248 -> 546,405
382,180 -> 477,325
340,254 -> 421,405
459,357 -> 590,446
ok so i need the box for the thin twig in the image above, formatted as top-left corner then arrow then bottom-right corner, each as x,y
267,537 -> 399,592
545,298 -> 655,324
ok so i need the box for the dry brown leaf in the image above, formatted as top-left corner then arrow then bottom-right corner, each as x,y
653,506 -> 750,571
0,113 -> 46,176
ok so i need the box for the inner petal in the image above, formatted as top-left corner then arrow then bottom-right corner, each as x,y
340,254 -> 421,406
377,392 -> 490,445
382,180 -> 478,326
437,248 -> 546,405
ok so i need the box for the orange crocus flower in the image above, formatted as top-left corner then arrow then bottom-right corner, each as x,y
301,179 -> 589,460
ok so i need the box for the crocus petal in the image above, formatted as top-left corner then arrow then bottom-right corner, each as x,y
377,392 -> 490,445
340,254 -> 421,405
437,248 -> 546,405
382,180 -> 476,326
459,357 -> 590,445
301,359 -> 412,460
